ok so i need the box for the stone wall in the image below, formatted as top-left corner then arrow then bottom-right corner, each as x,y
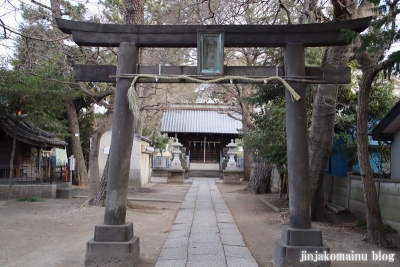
0,184 -> 57,199
324,174 -> 400,232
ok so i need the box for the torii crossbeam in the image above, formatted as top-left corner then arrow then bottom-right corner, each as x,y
57,17 -> 371,267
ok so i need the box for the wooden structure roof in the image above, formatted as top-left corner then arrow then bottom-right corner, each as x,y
371,100 -> 400,142
0,116 -> 67,149
56,17 -> 371,48
161,104 -> 242,135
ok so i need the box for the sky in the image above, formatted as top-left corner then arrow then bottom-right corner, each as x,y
1,1 -> 399,63
0,0 -> 102,59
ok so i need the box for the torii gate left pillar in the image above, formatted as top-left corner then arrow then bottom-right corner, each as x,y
85,43 -> 140,267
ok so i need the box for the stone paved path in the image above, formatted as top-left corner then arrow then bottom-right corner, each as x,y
154,178 -> 258,267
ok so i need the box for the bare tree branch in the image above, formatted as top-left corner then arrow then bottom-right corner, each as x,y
279,0 -> 292,24
27,71 -> 77,85
30,0 -> 52,12
0,22 -> 68,42
0,19 -> 6,38
77,82 -> 115,103
332,0 -> 353,16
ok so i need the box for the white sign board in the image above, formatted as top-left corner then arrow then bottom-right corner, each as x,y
69,156 -> 76,171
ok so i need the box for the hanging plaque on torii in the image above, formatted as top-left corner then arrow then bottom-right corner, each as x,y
197,30 -> 224,75
56,17 -> 371,267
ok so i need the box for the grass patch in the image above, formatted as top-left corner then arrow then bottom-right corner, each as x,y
355,219 -> 398,233
384,224 -> 398,233
355,219 -> 367,228
18,196 -> 45,202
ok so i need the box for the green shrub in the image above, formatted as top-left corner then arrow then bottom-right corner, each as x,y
355,219 -> 397,233
355,219 -> 367,228
384,224 -> 398,233
18,196 -> 44,202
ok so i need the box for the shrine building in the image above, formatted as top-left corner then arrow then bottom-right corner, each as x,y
160,103 -> 242,164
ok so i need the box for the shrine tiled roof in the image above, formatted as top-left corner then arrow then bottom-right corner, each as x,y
0,115 -> 67,148
161,104 -> 242,134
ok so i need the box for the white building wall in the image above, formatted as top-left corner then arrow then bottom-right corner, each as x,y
392,129 -> 400,179
129,135 -> 142,186
54,148 -> 68,165
140,152 -> 151,184
98,131 -> 112,178
98,130 -> 152,186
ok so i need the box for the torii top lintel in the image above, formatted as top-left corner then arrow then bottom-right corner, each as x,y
56,17 -> 371,48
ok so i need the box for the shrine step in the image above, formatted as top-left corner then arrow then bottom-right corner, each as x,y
56,187 -> 80,199
188,169 -> 221,178
152,168 -> 168,177
189,163 -> 220,170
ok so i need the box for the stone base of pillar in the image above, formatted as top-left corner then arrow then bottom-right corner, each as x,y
167,169 -> 185,183
273,225 -> 330,267
222,169 -> 242,184
85,222 -> 140,267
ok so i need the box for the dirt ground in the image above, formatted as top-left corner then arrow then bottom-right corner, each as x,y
0,180 -> 399,267
219,182 -> 400,267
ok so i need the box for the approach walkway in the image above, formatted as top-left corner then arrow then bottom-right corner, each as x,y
154,178 -> 258,267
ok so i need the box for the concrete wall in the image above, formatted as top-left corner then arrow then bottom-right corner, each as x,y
272,168 -> 280,188
0,184 -> 57,199
323,175 -> 349,209
325,175 -> 400,233
392,130 -> 400,179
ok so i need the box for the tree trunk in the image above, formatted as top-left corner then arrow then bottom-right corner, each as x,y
125,0 -> 144,25
242,149 -> 253,182
66,99 -> 89,186
307,0 -> 354,221
245,159 -> 273,194
277,164 -> 287,198
90,154 -> 110,207
309,81 -> 339,220
88,1 -> 145,207
8,123 -> 18,199
241,102 -> 253,181
356,67 -> 389,247
127,0 -> 145,137
89,115 -> 113,196
135,112 -> 144,136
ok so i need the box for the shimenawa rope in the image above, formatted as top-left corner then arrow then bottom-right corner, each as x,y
127,75 -> 300,112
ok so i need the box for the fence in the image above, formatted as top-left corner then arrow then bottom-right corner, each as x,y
237,158 -> 244,169
324,174 -> 400,232
0,162 -> 69,185
153,156 -> 171,168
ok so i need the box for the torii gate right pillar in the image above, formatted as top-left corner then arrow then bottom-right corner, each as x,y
273,44 -> 330,266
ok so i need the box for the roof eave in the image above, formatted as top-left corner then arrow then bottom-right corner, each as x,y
371,101 -> 400,141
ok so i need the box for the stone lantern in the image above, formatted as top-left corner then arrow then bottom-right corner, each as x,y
226,139 -> 237,169
222,139 -> 243,184
167,138 -> 185,183
170,138 -> 183,169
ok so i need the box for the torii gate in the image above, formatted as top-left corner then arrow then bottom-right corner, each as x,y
57,17 -> 370,267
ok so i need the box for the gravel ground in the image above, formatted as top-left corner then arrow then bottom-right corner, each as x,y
0,182 -> 189,267
219,182 -> 400,267
0,180 -> 399,267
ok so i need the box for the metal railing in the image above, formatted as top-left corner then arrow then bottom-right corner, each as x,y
153,156 -> 171,168
0,162 -> 69,185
